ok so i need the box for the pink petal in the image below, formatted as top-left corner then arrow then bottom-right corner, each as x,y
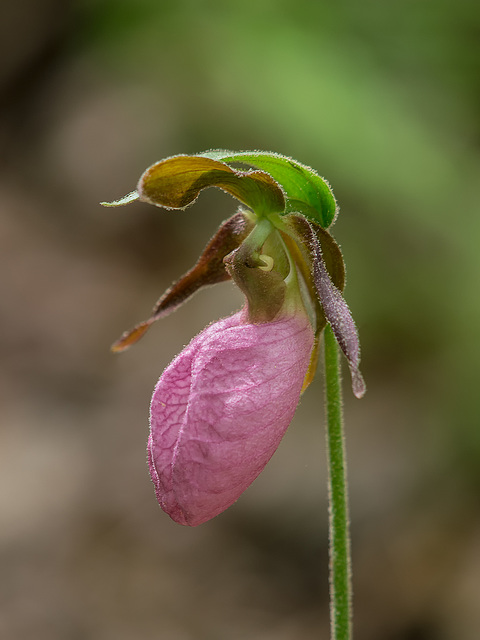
148,311 -> 314,526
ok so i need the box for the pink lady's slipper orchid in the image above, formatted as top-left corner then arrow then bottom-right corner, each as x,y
103,151 -> 365,526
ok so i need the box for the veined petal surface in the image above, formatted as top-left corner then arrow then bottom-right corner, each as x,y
148,311 -> 314,526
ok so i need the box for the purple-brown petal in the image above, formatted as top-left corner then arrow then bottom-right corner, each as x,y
287,214 -> 366,398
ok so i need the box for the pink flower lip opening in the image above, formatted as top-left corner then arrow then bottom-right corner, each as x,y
148,309 -> 314,526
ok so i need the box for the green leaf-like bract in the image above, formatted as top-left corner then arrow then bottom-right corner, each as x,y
200,150 -> 338,228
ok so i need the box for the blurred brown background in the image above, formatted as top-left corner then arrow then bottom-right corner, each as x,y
1,1 -> 479,639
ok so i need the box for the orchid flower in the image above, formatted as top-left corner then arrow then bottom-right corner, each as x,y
103,151 -> 365,526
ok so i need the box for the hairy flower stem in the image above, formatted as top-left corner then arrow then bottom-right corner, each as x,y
324,323 -> 352,640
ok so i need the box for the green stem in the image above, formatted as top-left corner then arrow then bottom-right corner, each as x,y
324,323 -> 352,640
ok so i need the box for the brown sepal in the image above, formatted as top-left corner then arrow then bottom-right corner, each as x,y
112,211 -> 253,352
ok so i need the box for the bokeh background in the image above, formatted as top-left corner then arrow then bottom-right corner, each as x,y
1,1 -> 479,638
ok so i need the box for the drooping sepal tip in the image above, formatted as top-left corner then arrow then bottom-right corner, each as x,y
351,367 -> 366,399
111,321 -> 152,353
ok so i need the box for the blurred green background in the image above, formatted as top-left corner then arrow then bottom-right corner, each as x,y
1,1 -> 479,638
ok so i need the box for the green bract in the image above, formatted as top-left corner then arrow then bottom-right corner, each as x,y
199,150 -> 338,228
